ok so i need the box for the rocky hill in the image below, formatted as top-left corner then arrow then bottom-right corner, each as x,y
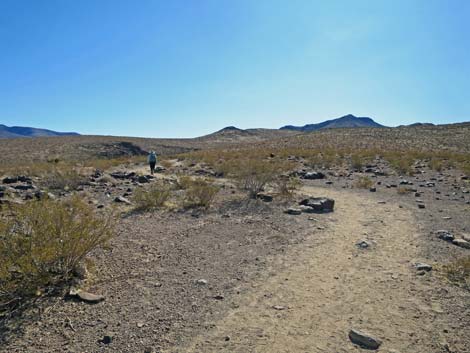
280,114 -> 385,132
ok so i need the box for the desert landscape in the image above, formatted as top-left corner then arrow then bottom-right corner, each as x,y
2,1 -> 469,352
1,122 -> 469,353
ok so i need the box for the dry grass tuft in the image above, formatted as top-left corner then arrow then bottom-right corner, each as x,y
354,176 -> 374,189
442,256 -> 470,290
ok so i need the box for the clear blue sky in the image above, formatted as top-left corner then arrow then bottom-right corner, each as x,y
1,0 -> 469,138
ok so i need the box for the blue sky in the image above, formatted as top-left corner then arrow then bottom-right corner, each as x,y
1,0 -> 469,137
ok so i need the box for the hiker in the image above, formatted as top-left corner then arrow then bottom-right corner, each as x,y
147,150 -> 157,174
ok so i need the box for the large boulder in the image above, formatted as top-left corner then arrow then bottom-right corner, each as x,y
299,197 -> 335,213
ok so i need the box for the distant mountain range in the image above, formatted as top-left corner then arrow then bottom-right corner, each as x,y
280,114 -> 385,131
0,124 -> 79,139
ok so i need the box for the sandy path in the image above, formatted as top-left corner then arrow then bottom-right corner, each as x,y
183,186 -> 450,353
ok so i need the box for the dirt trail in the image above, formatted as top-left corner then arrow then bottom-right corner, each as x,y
184,186 -> 451,353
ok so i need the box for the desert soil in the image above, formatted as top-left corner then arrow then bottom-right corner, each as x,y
185,186 -> 467,353
1,171 -> 469,352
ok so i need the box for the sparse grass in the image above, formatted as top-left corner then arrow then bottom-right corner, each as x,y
0,196 -> 114,309
40,167 -> 87,191
397,186 -> 414,194
354,176 -> 374,189
351,155 -> 363,171
442,256 -> 470,290
179,177 -> 219,209
133,183 -> 171,211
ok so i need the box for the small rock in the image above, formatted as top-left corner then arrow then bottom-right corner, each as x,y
452,238 -> 470,249
100,334 -> 113,344
369,187 -> 376,192
348,329 -> 382,350
437,230 -> 454,242
256,193 -> 273,202
356,240 -> 370,249
70,289 -> 105,303
418,204 -> 425,209
285,208 -> 302,215
114,196 -> 131,204
213,294 -> 224,300
196,279 -> 208,285
415,263 -> 432,271
272,305 -> 286,310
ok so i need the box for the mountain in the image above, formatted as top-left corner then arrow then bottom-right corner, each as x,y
280,114 -> 385,132
197,126 -> 298,143
0,124 -> 80,138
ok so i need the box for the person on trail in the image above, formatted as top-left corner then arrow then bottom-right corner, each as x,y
148,151 -> 157,174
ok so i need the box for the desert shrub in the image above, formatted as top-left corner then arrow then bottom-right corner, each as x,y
429,158 -> 444,172
276,177 -> 301,198
0,196 -> 114,307
180,177 -> 219,208
133,183 -> 171,211
354,176 -> 374,189
387,155 -> 415,176
229,159 -> 283,198
40,167 -> 87,191
351,154 -> 363,171
442,256 -> 470,290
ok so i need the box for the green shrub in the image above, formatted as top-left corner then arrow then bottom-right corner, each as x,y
133,183 -> 171,211
0,196 -> 114,307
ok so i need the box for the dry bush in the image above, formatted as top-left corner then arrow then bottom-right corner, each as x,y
354,176 -> 374,189
386,155 -> 415,176
180,177 -> 219,209
276,177 -> 301,198
40,167 -> 87,191
230,159 -> 284,198
351,154 -> 363,171
0,196 -> 114,307
133,183 -> 171,211
397,186 -> 414,194
429,158 -> 444,172
442,256 -> 470,290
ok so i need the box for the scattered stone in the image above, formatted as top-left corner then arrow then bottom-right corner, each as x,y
13,184 -> 34,191
302,171 -> 325,180
137,175 -> 150,183
356,240 -> 370,249
213,294 -> 224,300
196,279 -> 208,285
272,305 -> 286,310
437,230 -> 454,242
2,176 -> 18,184
452,238 -> 470,249
285,207 -> 302,215
418,204 -> 425,209
348,329 -> 382,350
415,263 -> 432,272
114,196 -> 131,204
369,187 -> 376,192
100,334 -> 113,344
299,197 -> 335,212
70,289 -> 105,303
